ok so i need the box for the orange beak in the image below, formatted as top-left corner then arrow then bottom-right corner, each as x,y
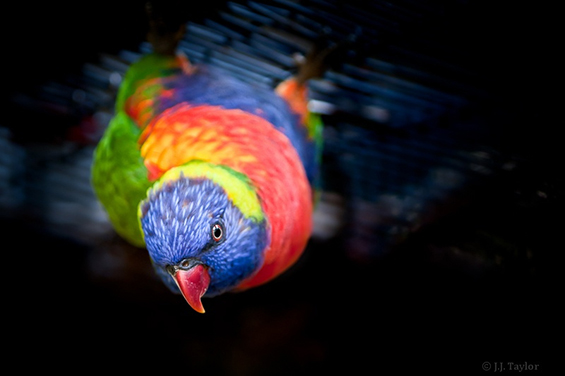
170,264 -> 211,313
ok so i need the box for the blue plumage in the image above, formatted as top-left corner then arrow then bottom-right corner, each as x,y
140,176 -> 268,297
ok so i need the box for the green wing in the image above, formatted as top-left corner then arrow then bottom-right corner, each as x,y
115,53 -> 185,112
91,110 -> 150,246
91,53 -> 186,246
307,112 -> 324,168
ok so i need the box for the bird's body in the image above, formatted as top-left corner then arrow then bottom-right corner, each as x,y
92,50 -> 323,312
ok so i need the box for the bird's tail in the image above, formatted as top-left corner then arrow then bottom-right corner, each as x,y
294,32 -> 356,85
145,0 -> 187,55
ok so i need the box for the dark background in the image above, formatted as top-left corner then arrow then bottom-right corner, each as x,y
2,1 -> 560,374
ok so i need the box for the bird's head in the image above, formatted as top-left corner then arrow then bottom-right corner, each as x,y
139,163 -> 268,313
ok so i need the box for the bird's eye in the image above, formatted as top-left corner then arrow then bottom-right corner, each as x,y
180,259 -> 190,268
211,223 -> 223,242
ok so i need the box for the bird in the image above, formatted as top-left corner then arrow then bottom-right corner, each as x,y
91,4 -> 334,313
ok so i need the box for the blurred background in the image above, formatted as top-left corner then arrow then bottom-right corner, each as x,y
2,0 -> 559,373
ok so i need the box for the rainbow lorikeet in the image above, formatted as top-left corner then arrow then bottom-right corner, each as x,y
91,30 -> 328,312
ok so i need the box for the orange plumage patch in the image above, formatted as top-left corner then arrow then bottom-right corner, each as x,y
275,78 -> 309,125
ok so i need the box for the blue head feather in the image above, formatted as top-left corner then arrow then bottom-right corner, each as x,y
140,176 -> 268,296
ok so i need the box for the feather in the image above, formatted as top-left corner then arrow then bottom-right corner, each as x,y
92,34 -> 326,310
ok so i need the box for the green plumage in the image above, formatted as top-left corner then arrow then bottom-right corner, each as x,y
92,111 -> 149,246
114,53 -> 183,111
92,53 -> 187,246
